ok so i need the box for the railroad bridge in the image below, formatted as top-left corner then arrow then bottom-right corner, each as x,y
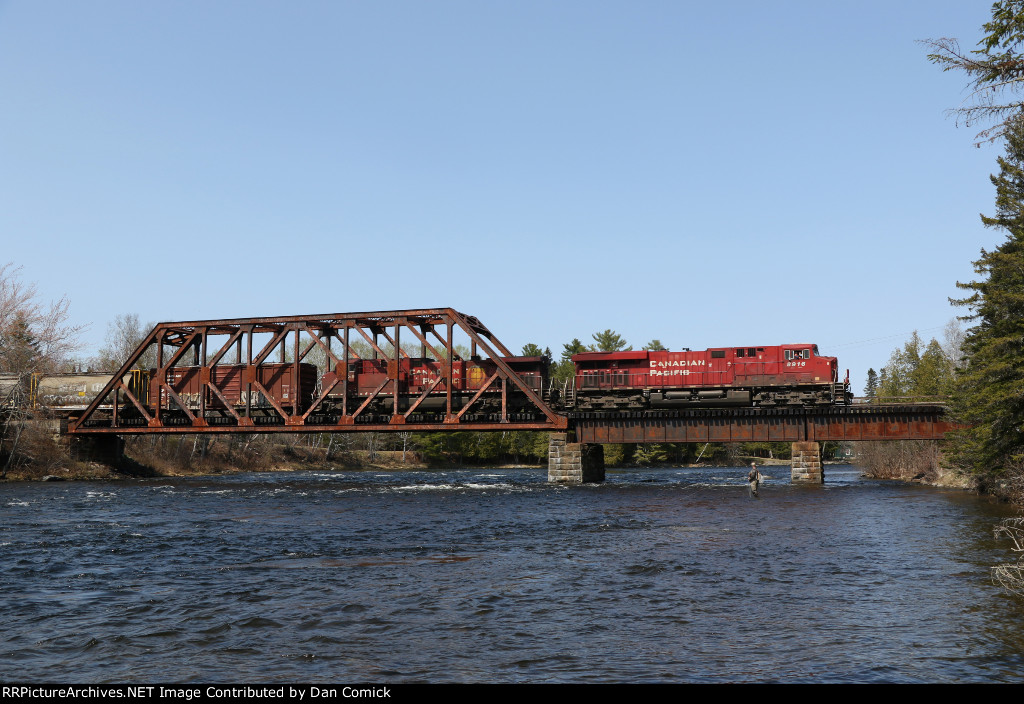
64,308 -> 960,483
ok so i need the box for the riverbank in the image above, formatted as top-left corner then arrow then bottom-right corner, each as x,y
0,449 -> 436,482
0,443 -> 983,500
1,454 -> 843,483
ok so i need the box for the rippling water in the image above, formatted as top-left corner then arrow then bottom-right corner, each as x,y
2,465 -> 1023,683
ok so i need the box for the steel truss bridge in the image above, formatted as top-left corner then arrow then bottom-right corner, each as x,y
66,308 -> 958,443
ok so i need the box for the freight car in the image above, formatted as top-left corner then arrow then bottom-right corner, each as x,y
149,363 -> 318,414
322,355 -> 547,416
0,371 -> 147,410
18,354 -> 551,423
136,355 -> 550,423
558,344 -> 851,411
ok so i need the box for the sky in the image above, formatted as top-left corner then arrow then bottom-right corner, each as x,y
0,1 -> 1008,392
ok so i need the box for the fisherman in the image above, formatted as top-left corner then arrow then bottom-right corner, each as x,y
748,461 -> 761,499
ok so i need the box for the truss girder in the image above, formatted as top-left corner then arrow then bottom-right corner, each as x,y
67,308 -> 568,435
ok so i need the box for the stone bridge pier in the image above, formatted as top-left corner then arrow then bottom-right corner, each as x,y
790,441 -> 823,483
547,432 -> 605,483
548,433 -> 824,485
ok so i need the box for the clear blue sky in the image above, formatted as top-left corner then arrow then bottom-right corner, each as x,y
0,1 -> 1005,391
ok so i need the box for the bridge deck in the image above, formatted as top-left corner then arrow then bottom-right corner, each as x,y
65,404 -> 958,442
571,405 -> 957,443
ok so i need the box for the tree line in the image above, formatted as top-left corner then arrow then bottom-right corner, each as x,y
856,0 -> 1024,499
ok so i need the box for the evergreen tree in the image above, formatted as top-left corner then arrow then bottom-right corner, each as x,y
561,338 -> 586,361
878,332 -> 923,398
633,443 -> 667,466
642,339 -> 667,351
913,339 -> 955,397
591,330 -> 631,352
877,367 -> 890,401
876,333 -> 956,400
552,338 -> 587,384
0,312 -> 41,375
948,114 -> 1024,477
926,0 -> 1024,144
520,343 -> 553,378
864,368 -> 879,399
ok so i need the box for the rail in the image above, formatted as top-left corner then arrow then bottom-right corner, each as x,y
851,395 -> 951,406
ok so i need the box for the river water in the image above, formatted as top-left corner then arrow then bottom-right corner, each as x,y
2,465 -> 1023,683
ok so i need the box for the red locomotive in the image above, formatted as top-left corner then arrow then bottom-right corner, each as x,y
559,344 -> 851,411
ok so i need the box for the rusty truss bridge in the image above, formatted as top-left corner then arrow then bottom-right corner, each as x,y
66,308 -> 958,443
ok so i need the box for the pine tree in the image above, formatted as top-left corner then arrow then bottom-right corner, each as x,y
864,368 -> 879,399
552,338 -> 587,384
590,330 -> 631,352
948,114 -> 1024,478
877,368 -> 890,402
926,0 -> 1024,144
878,332 -> 923,398
913,339 -> 955,397
0,312 -> 41,375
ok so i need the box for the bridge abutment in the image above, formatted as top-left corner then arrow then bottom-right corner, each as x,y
791,441 -> 823,483
69,434 -> 124,467
548,432 -> 605,483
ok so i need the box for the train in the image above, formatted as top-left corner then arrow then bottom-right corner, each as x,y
147,356 -> 548,421
12,342 -> 850,421
560,343 -> 851,412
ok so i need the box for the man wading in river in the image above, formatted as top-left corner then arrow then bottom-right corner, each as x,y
748,462 -> 762,499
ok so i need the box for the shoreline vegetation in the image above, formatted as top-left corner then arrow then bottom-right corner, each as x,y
0,454 -> 852,483
0,427 -> 973,498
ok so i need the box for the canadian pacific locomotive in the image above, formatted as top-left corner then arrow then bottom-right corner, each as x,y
560,343 -> 851,412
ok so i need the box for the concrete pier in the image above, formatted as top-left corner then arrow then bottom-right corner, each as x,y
547,432 -> 605,483
791,441 -> 823,483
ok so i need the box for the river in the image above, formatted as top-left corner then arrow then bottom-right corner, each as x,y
2,465 -> 1022,683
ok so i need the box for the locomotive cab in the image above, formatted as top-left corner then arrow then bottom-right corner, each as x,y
768,344 -> 847,405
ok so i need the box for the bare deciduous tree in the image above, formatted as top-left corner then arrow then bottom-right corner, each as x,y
0,263 -> 86,475
0,263 -> 85,374
993,516 -> 1024,596
94,313 -> 154,371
